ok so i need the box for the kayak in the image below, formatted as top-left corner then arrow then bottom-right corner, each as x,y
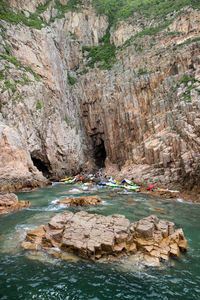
106,182 -> 124,188
64,178 -> 76,184
124,185 -> 140,191
60,177 -> 73,182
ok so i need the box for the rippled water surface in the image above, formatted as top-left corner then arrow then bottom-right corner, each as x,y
0,184 -> 200,300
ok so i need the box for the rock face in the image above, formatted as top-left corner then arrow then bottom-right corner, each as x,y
58,195 -> 102,206
0,1 -> 200,193
22,212 -> 187,264
0,193 -> 30,214
0,2 -> 107,189
72,8 -> 200,191
0,123 -> 47,192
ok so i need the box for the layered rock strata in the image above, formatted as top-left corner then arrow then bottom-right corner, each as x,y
22,212 -> 187,264
57,195 -> 102,206
0,2 -> 200,194
0,193 -> 30,214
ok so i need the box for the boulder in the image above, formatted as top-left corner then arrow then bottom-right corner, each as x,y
0,193 -> 31,215
22,212 -> 187,265
57,195 -> 102,206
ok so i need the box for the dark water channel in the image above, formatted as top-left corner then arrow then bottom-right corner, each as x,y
0,183 -> 200,300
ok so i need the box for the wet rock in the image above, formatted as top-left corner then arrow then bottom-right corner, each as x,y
22,212 -> 187,265
0,193 -> 31,215
57,195 -> 102,206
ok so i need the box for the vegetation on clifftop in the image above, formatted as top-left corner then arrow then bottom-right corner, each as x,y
0,0 -> 199,73
0,0 -> 199,30
92,0 -> 200,25
0,0 -> 50,29
82,0 -> 200,70
0,0 -> 82,29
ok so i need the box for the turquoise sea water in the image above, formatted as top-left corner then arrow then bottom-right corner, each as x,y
0,183 -> 200,300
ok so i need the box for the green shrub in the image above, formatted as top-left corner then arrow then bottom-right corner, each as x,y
82,31 -> 117,70
64,116 -> 73,129
0,70 -> 4,80
69,31 -> 77,40
24,66 -> 41,82
179,75 -> 197,84
3,79 -> 17,92
36,101 -> 42,110
138,68 -> 148,76
64,116 -> 70,124
67,73 -> 77,85
179,75 -> 200,102
22,73 -> 32,83
0,54 -> 21,67
3,44 -> 11,55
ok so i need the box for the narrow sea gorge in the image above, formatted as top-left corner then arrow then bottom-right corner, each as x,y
0,184 -> 199,300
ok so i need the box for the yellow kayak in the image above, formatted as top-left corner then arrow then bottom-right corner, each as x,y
60,177 -> 73,182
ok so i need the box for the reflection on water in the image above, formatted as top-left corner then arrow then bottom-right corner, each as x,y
0,184 -> 200,300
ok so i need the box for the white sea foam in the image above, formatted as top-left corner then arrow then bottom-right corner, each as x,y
69,188 -> 82,193
177,197 -> 184,202
51,182 -> 65,186
51,199 -> 59,204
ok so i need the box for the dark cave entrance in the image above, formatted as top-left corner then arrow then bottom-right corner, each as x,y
94,139 -> 107,168
31,156 -> 50,178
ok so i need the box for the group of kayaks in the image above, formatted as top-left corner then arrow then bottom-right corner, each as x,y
59,175 -> 180,194
60,176 -> 141,192
98,178 -> 140,191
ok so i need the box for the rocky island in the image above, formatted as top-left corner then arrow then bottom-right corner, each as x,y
22,212 -> 187,266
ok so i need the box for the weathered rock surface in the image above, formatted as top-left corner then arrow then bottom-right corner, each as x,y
22,212 -> 187,264
0,2 -> 200,195
58,195 -> 102,206
0,193 -> 30,215
0,123 -> 47,192
71,8 -> 200,193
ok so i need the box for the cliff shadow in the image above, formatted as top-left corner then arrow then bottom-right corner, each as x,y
94,138 -> 107,168
31,155 -> 50,178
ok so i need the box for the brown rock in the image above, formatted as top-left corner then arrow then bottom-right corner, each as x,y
0,123 -> 47,192
170,243 -> 180,257
57,195 -> 102,206
178,239 -> 187,251
22,212 -> 187,265
0,193 -> 31,215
